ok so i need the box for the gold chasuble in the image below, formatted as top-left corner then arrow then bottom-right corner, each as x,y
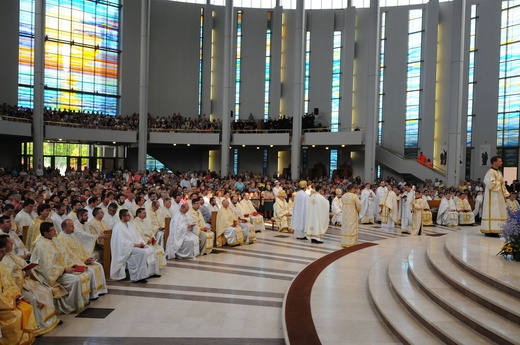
0,262 -> 37,345
2,253 -> 60,336
215,207 -> 243,247
58,233 -> 104,294
340,192 -> 362,247
481,168 -> 509,234
26,217 -> 52,251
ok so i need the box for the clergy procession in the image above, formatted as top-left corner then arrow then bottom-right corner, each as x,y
0,161 -> 517,344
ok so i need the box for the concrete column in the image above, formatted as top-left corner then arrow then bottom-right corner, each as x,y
220,0 -> 234,177
340,7 -> 356,130
269,4 -> 283,119
363,0 -> 380,183
201,1 -> 213,117
137,0 -> 151,171
33,0 -> 45,171
446,0 -> 467,186
290,0 -> 305,180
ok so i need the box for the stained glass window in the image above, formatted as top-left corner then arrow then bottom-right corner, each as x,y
19,0 -> 121,115
467,5 -> 477,147
304,31 -> 311,115
234,10 -> 243,121
331,31 -> 341,132
378,12 -> 387,145
405,9 -> 423,149
264,11 -> 272,120
497,1 -> 520,156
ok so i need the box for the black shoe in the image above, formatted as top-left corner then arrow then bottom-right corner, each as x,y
133,279 -> 148,283
255,230 -> 262,233
149,274 -> 162,278
311,239 -> 324,244
296,237 -> 308,240
58,320 -> 64,326
90,297 -> 99,301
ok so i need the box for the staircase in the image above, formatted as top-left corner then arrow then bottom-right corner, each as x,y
376,146 -> 446,181
368,229 -> 520,345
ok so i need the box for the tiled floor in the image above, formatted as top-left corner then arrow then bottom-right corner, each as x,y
34,222 -> 471,344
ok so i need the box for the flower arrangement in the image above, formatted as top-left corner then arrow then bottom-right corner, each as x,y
497,209 -> 520,261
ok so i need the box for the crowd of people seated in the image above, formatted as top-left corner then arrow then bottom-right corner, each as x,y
1,162 -> 519,343
1,104 -> 336,133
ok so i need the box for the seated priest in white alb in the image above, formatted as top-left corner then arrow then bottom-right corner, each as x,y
229,194 -> 256,244
436,192 -> 458,226
166,203 -> 200,259
215,200 -> 244,247
0,216 -> 30,260
102,203 -> 120,230
506,193 -> 520,212
58,219 -> 108,300
147,200 -> 168,248
331,189 -> 343,226
110,209 -> 161,284
421,190 -> 434,226
188,198 -> 214,255
87,207 -> 111,260
273,190 -> 292,233
239,192 -> 265,233
456,193 -> 475,225
133,208 -> 166,268
31,222 -> 91,314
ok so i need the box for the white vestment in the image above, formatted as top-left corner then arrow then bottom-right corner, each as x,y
31,237 -> 89,314
481,168 -> 509,234
166,212 -> 200,259
359,188 -> 376,224
291,190 -> 309,238
375,186 -> 387,222
305,192 -> 330,240
110,221 -> 159,281
239,199 -> 265,232
436,198 -> 458,226
50,213 -> 66,233
401,191 -> 414,232
14,210 -> 37,228
331,196 -> 342,225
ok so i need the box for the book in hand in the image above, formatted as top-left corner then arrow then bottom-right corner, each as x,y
22,259 -> 39,271
73,265 -> 86,273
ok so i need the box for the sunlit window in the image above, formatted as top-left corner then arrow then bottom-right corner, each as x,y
404,9 -> 423,151
304,31 -> 311,115
198,8 -> 204,116
377,12 -> 387,145
331,31 -> 341,132
497,1 -> 520,167
467,4 -> 477,147
329,149 -> 337,179
264,11 -> 272,120
19,0 -> 121,115
234,10 -> 243,121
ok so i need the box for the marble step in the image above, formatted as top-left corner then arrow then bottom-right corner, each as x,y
387,242 -> 492,345
427,236 -> 520,325
408,245 -> 520,345
367,254 -> 442,345
445,229 -> 520,299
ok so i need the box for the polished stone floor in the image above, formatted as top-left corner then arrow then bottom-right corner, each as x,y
34,222 -> 488,345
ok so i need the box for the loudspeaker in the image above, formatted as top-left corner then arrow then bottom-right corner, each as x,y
314,108 -> 319,115
230,110 -> 233,118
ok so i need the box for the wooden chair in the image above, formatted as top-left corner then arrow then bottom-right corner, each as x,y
428,200 -> 441,220
164,217 -> 171,250
22,226 -> 29,246
211,211 -> 217,246
103,230 -> 112,278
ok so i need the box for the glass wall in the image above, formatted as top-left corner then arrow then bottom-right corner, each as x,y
18,0 -> 121,115
497,1 -> 520,167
